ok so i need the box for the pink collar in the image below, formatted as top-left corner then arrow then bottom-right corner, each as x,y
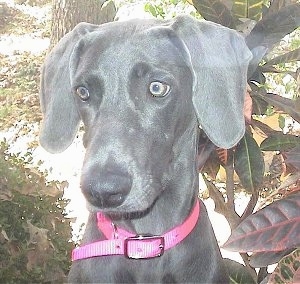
72,199 -> 200,260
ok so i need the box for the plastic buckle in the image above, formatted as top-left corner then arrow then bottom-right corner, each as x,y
124,234 -> 165,259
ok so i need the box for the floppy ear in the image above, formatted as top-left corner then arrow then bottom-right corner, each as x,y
39,23 -> 98,153
171,16 -> 253,149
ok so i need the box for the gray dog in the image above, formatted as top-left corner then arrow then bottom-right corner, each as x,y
39,15 -> 252,283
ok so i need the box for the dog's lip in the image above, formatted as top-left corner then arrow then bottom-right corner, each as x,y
86,206 -> 148,221
87,202 -> 146,214
86,197 -> 155,218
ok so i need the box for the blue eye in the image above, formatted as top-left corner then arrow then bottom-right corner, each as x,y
149,81 -> 170,97
76,86 -> 90,101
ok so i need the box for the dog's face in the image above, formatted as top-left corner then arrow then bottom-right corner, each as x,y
39,17 -> 252,215
70,29 -> 196,213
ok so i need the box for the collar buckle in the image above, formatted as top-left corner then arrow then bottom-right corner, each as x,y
124,234 -> 165,259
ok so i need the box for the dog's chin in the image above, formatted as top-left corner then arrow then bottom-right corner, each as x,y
86,197 -> 158,219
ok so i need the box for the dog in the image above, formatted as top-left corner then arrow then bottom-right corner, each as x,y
39,15 -> 252,283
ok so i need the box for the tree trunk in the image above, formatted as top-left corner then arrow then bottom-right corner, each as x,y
50,0 -> 116,48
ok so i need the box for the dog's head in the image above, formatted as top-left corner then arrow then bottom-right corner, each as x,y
39,16 -> 252,214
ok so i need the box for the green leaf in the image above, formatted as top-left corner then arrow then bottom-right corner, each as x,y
223,259 -> 256,284
260,132 -> 300,151
250,87 -> 268,115
268,249 -> 300,284
234,132 -> 264,192
267,0 -> 297,13
144,3 -> 158,17
252,94 -> 268,115
278,114 -> 286,130
232,0 -> 263,21
263,48 -> 300,67
189,0 -> 235,28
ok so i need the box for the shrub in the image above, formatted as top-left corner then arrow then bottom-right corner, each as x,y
0,141 -> 72,283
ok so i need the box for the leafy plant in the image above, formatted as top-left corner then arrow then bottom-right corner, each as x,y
0,141 -> 72,283
144,0 -> 199,19
185,0 -> 300,283
144,0 -> 300,282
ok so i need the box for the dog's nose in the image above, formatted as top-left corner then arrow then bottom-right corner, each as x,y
81,168 -> 132,208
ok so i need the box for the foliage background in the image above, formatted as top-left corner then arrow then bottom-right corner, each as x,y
0,142 -> 72,282
0,0 -> 299,283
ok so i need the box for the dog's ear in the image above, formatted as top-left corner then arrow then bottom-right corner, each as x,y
171,16 -> 253,149
39,23 -> 98,153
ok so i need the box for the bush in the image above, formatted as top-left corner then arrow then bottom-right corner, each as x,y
0,141 -> 72,283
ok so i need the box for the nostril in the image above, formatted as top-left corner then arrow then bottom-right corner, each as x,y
102,192 -> 127,207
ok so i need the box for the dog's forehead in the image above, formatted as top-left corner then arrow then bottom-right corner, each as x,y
80,21 -> 187,69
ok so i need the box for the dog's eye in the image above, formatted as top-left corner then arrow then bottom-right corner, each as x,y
149,81 -> 170,97
76,86 -> 90,101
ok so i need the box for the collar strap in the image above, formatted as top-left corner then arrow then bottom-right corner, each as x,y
72,199 -> 200,260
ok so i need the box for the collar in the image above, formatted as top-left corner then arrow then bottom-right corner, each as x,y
72,199 -> 200,261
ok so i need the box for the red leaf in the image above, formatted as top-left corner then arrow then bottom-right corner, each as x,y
216,148 -> 228,165
244,86 -> 253,123
197,132 -> 216,170
223,192 -> 300,253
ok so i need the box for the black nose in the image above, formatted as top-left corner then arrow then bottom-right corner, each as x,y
81,167 -> 132,208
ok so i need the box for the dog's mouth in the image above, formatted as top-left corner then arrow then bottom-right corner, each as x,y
86,199 -> 156,220
84,186 -> 160,217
